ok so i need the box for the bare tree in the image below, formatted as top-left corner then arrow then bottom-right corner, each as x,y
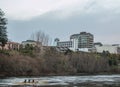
30,30 -> 51,46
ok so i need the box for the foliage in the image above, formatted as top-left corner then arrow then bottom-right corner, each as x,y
0,47 -> 120,76
0,50 -> 10,56
19,44 -> 35,57
0,9 -> 8,48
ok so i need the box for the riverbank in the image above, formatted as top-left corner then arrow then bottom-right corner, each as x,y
1,72 -> 120,78
0,67 -> 120,78
0,48 -> 120,77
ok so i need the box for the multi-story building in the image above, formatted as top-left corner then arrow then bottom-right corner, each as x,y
57,41 -> 72,48
56,32 -> 94,52
78,32 -> 94,48
70,34 -> 79,51
70,32 -> 94,51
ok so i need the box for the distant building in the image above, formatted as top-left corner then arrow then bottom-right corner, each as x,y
57,41 -> 72,48
70,32 -> 94,51
95,44 -> 120,54
0,41 -> 20,50
56,32 -> 94,52
94,42 -> 103,47
22,40 -> 37,48
7,42 -> 20,50
22,40 -> 42,48
112,44 -> 120,47
79,32 -> 94,48
70,34 -> 79,51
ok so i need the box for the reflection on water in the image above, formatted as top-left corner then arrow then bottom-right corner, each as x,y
0,75 -> 120,87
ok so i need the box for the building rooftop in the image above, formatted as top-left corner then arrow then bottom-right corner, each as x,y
94,42 -> 103,46
7,41 -> 20,44
70,34 -> 79,39
70,32 -> 93,39
58,41 -> 72,43
22,40 -> 36,43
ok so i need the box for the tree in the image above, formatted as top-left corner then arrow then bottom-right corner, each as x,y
19,44 -> 35,57
0,9 -> 8,49
30,30 -> 51,46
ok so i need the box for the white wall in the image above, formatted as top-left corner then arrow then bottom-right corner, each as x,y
95,45 -> 119,54
71,38 -> 79,51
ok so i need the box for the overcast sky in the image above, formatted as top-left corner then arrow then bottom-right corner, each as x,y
0,0 -> 120,45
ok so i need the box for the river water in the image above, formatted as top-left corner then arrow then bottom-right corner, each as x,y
0,75 -> 120,87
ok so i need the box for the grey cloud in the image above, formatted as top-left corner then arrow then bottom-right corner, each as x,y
7,9 -> 120,44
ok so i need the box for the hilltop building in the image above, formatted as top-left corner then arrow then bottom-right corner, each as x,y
94,42 -> 103,47
56,32 -> 94,52
94,44 -> 120,54
55,32 -> 120,54
22,40 -> 42,48
0,41 -> 20,50
57,41 -> 72,48
70,32 -> 94,51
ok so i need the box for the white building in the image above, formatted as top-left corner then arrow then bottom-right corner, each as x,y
56,32 -> 94,52
95,44 -> 120,54
70,34 -> 79,51
57,41 -> 72,48
22,40 -> 42,48
22,40 -> 37,47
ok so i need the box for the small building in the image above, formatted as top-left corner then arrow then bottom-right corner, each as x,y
95,44 -> 120,54
22,40 -> 42,48
0,41 -> 20,50
7,42 -> 20,50
94,42 -> 103,47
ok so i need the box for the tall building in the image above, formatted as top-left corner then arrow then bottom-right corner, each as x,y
78,32 -> 94,48
56,32 -> 94,52
70,34 -> 79,51
70,32 -> 94,51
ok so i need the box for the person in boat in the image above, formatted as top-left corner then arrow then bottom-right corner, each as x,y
32,79 -> 35,83
23,79 -> 38,83
28,79 -> 31,83
24,79 -> 27,83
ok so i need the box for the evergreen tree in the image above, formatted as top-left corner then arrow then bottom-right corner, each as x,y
0,9 -> 8,49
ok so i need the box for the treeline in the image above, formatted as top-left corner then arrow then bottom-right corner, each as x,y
0,48 -> 120,76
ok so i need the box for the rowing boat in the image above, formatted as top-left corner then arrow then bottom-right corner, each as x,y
15,80 -> 48,86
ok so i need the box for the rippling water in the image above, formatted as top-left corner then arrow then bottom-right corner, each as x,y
0,75 -> 120,87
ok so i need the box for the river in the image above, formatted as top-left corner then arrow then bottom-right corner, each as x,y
0,75 -> 120,87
